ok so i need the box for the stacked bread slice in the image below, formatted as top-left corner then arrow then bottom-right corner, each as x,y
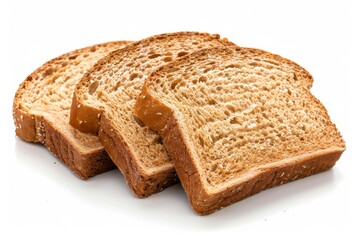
13,41 -> 130,179
134,46 -> 345,214
13,32 -> 345,215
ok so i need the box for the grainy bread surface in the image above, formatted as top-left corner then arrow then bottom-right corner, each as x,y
70,32 -> 237,196
134,47 -> 345,214
13,41 -> 130,179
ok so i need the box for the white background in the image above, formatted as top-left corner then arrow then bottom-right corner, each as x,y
1,0 -> 359,238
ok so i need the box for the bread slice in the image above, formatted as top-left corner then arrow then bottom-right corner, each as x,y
70,32 -> 239,197
134,46 -> 345,215
13,41 -> 130,179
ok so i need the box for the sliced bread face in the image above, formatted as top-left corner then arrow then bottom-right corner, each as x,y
13,41 -> 130,179
70,32 -> 237,197
134,47 -> 345,215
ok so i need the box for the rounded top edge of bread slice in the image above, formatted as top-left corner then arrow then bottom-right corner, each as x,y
69,31 -> 236,134
147,46 -> 313,89
13,40 -> 130,142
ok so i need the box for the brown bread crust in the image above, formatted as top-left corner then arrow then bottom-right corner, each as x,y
98,113 -> 179,197
43,118 -> 116,179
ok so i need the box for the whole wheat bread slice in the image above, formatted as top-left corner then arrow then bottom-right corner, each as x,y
70,32 -> 239,197
13,41 -> 130,179
134,46 -> 345,215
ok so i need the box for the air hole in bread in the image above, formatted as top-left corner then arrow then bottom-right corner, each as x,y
96,65 -> 103,72
49,75 -> 59,84
113,81 -> 123,92
163,57 -> 173,62
293,73 -> 298,81
68,54 -> 78,60
199,76 -> 207,83
170,79 -> 181,90
182,73 -> 190,79
198,136 -> 205,147
203,67 -> 213,73
148,53 -> 161,59
208,99 -> 216,105
261,85 -> 270,91
211,164 -> 217,172
225,64 -> 241,69
179,80 -> 187,87
226,104 -> 236,113
224,109 -> 231,116
88,80 -> 99,95
230,117 -> 240,124
129,73 -> 139,81
249,62 -> 260,67
42,68 -> 54,78
177,51 -> 188,57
